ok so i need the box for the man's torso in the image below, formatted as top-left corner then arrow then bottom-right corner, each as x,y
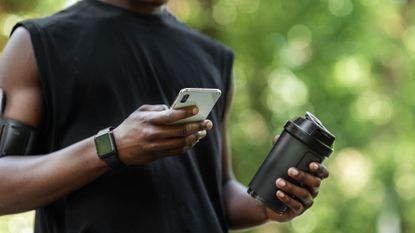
14,0 -> 233,232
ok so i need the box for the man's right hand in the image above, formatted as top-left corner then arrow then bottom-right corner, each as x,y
113,104 -> 213,165
0,27 -> 214,214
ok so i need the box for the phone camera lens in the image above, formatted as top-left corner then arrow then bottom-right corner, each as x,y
180,94 -> 190,103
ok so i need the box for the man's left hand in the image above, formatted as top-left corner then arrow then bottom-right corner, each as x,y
266,162 -> 329,222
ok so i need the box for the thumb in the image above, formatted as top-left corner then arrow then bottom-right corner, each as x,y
272,135 -> 280,145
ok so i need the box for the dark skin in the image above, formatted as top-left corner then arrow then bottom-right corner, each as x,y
0,0 -> 329,228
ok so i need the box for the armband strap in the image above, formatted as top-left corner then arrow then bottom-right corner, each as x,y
0,118 -> 37,157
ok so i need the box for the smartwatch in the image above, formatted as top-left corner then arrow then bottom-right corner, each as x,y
94,127 -> 125,169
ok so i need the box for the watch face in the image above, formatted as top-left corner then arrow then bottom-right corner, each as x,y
95,133 -> 115,157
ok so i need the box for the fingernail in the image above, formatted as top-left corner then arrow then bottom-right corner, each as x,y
310,163 -> 319,170
289,168 -> 299,176
198,130 -> 207,139
205,121 -> 213,129
277,191 -> 285,198
192,108 -> 199,115
276,178 -> 286,187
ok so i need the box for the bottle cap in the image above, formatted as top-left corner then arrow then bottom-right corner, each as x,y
284,112 -> 335,157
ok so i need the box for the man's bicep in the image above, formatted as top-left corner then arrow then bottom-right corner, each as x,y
0,26 -> 43,126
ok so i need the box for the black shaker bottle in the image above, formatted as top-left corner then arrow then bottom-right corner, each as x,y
247,112 -> 335,213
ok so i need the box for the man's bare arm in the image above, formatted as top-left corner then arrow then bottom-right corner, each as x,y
0,27 -> 211,215
0,27 -> 112,214
220,86 -> 269,229
221,84 -> 330,228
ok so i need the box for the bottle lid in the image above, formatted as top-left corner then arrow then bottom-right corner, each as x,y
284,112 -> 335,157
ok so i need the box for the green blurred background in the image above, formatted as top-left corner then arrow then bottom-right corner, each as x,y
1,0 -> 415,232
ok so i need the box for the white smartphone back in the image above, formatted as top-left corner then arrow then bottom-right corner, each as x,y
170,88 -> 222,124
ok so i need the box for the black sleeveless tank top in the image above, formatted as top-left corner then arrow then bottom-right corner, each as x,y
13,0 -> 233,232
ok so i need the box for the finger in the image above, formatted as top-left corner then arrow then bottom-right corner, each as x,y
146,120 -> 212,141
276,191 -> 304,215
150,106 -> 198,125
288,167 -> 322,188
272,135 -> 280,145
276,178 -> 314,208
192,130 -> 207,146
172,120 -> 212,137
156,133 -> 200,151
138,104 -> 169,112
184,133 -> 199,148
196,130 -> 207,141
309,162 -> 329,179
288,167 -> 321,197
266,207 -> 297,223
159,135 -> 200,157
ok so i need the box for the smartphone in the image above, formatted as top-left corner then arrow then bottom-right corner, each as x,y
170,88 -> 222,124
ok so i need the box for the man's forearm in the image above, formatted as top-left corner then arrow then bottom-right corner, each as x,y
0,137 -> 109,215
224,178 -> 269,229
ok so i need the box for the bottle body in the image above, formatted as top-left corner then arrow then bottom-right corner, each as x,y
247,112 -> 335,213
248,131 -> 324,213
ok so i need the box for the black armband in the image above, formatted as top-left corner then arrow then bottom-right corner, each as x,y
0,118 -> 37,157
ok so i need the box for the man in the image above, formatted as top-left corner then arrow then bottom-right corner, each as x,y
0,0 -> 329,232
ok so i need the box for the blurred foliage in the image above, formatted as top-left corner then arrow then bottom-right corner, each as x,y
0,0 -> 39,13
1,0 -> 415,233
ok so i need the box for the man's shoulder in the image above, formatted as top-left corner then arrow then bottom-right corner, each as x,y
172,21 -> 233,58
19,1 -> 91,33
193,29 -> 233,56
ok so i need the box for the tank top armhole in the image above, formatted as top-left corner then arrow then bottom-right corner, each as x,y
220,49 -> 234,122
10,21 -> 52,146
